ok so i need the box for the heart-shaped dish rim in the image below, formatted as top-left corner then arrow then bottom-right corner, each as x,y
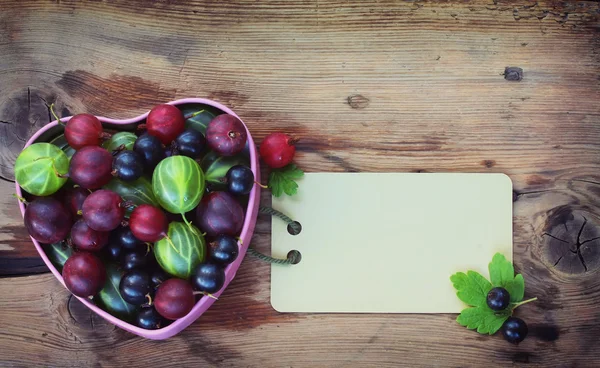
14,98 -> 260,340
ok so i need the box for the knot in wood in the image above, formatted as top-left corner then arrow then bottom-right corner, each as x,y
346,94 -> 370,109
0,88 -> 65,181
541,207 -> 600,274
504,67 -> 523,81
66,295 -> 113,332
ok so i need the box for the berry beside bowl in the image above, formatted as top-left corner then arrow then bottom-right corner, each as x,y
14,98 -> 260,340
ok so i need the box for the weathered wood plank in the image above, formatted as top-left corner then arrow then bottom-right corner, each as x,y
0,0 -> 599,366
0,180 -> 48,276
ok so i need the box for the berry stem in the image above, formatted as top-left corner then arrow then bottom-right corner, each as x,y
12,194 -> 28,204
184,110 -> 205,120
181,213 -> 199,237
182,214 -> 191,226
255,181 -> 269,189
49,103 -> 64,125
510,297 -> 538,310
205,292 -> 218,300
143,293 -> 153,307
191,291 -> 218,300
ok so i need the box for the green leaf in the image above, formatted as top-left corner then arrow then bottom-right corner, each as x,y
451,253 -> 534,337
269,171 -> 283,197
102,132 -> 137,152
450,271 -> 492,307
282,165 -> 304,179
268,164 -> 304,198
201,151 -> 249,186
104,177 -> 159,217
456,306 -> 511,335
505,273 -> 525,302
179,103 -> 220,134
282,178 -> 299,196
489,253 -> 514,287
95,264 -> 136,322
488,252 -> 525,302
42,241 -> 73,272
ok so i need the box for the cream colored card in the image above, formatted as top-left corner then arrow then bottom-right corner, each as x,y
271,173 -> 513,313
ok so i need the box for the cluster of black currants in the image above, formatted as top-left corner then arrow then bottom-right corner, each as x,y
106,226 -> 168,330
486,287 -> 528,344
111,228 -> 241,330
190,234 -> 241,295
115,129 -> 254,197
113,128 -> 207,182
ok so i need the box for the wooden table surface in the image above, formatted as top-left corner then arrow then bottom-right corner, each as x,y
1,1 -> 599,367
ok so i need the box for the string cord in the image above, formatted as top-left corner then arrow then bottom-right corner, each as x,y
248,206 -> 301,265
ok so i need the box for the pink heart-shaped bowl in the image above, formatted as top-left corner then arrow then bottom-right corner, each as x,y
14,98 -> 260,340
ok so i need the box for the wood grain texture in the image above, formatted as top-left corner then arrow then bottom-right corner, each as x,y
0,181 -> 49,276
1,0 -> 599,366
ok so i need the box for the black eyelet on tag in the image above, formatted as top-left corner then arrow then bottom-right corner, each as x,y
287,250 -> 302,264
287,221 -> 302,235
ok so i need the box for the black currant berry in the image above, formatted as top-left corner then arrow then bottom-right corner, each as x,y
487,287 -> 510,311
502,317 -> 528,344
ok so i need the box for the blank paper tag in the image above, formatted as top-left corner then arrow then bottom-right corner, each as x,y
271,173 -> 512,313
